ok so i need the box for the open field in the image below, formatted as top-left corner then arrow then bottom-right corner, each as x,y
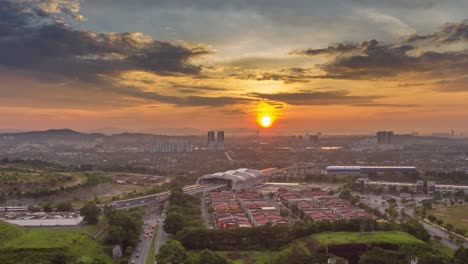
429,205 -> 468,233
0,167 -> 85,186
312,231 -> 426,246
0,221 -> 112,264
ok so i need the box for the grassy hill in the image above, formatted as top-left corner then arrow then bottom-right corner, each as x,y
0,221 -> 112,264
192,231 -> 448,264
0,221 -> 25,246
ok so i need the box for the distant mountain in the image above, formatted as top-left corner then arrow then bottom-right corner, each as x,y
0,128 -> 102,137
0,129 -> 105,145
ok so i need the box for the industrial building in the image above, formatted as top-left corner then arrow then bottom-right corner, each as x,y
326,166 -> 417,175
356,178 -> 424,194
197,168 -> 264,191
433,184 -> 468,194
356,178 -> 468,194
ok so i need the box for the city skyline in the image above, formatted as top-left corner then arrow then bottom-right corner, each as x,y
1,0 -> 468,134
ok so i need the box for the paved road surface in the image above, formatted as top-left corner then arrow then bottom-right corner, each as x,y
129,205 -> 160,264
153,204 -> 168,264
406,207 -> 468,249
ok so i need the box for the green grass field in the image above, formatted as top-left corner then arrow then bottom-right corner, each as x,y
429,205 -> 468,233
312,231 -> 427,246
0,221 -> 25,245
0,221 -> 112,264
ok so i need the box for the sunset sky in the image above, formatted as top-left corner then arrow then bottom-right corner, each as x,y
1,0 -> 468,134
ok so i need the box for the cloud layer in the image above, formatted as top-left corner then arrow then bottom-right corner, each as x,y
0,0 -> 211,82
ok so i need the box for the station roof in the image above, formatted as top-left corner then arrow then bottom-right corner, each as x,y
199,168 -> 263,184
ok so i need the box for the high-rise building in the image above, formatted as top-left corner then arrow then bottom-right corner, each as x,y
208,131 -> 215,150
217,131 -> 225,150
376,131 -> 393,144
309,135 -> 319,144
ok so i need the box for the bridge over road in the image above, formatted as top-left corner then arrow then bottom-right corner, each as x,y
112,183 -> 226,210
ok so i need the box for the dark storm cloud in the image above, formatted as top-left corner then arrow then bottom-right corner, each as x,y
351,0 -> 437,9
169,83 -> 226,92
292,23 -> 468,80
407,20 -> 468,43
114,86 -> 250,107
221,109 -> 247,115
231,68 -> 314,84
247,90 -> 382,106
0,0 -> 211,82
290,42 -> 360,56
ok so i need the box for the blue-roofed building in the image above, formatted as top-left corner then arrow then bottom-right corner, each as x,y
326,166 -> 416,174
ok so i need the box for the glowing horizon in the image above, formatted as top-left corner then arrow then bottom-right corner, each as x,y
1,1 -> 468,134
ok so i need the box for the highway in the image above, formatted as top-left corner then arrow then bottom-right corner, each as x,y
128,205 -> 160,264
153,213 -> 167,264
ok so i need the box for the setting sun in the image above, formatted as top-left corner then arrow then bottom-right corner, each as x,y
255,102 -> 279,128
260,116 -> 273,128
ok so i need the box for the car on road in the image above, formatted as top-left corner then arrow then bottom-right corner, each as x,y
136,253 -> 140,258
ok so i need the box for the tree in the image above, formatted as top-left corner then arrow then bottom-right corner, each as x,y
208,206 -> 214,213
106,209 -> 143,251
80,203 -> 101,225
156,239 -> 192,264
280,208 -> 289,217
400,219 -> 431,242
43,203 -> 53,212
198,249 -> 229,264
290,204 -> 299,215
453,247 -> 468,264
164,212 -> 184,235
350,195 -> 360,205
56,202 -> 73,212
28,205 -> 41,212
446,223 -> 454,232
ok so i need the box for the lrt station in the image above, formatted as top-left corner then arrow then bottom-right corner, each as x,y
197,168 -> 373,229
112,167 -> 376,229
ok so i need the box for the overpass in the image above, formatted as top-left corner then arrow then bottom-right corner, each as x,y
112,183 -> 226,209
262,164 -> 320,181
